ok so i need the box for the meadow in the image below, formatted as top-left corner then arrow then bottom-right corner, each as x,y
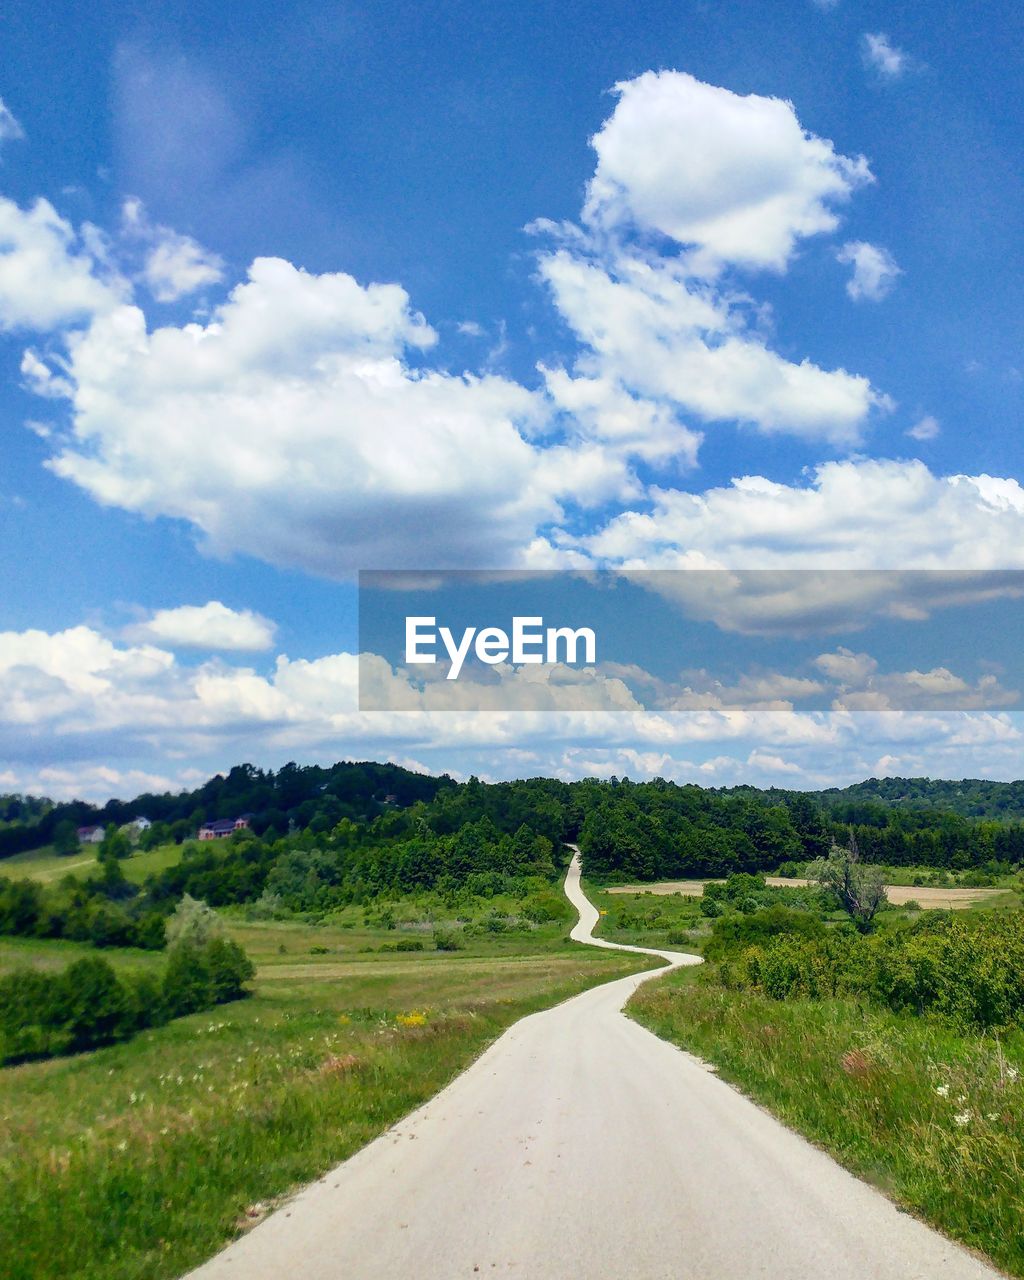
1,913 -> 650,1280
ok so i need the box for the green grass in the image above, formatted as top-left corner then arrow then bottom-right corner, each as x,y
583,879 -> 709,952
1,842 -> 184,886
630,969 -> 1024,1278
2,916 -> 651,1280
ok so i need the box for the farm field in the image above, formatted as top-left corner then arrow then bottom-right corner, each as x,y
606,876 -> 1012,909
1,914 -> 651,1280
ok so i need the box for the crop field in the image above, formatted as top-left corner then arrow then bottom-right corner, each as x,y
605,877 -> 1012,909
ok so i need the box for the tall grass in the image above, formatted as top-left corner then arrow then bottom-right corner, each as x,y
2,923 -> 648,1280
631,970 -> 1024,1277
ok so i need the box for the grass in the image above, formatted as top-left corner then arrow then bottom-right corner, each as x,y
630,969 -> 1024,1278
1,915 -> 652,1280
583,879 -> 710,953
1,842 -> 184,886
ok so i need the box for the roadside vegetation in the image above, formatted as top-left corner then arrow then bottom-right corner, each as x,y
1,912 -> 649,1280
626,838 -> 1024,1276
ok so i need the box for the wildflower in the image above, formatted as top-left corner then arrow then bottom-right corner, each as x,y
397,1011 -> 428,1027
116,1140 -> 127,1152
1007,1066 -> 1020,1082
935,1085 -> 949,1097
953,1111 -> 971,1127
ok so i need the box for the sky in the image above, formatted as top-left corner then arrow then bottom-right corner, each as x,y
0,0 -> 1023,800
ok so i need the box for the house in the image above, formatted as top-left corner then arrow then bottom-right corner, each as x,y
77,825 -> 105,844
197,816 -> 251,840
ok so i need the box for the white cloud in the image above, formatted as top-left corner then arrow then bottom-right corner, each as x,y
539,250 -> 887,446
122,197 -> 225,301
125,602 -> 276,651
583,71 -> 872,274
907,415 -> 940,442
32,257 -> 598,572
863,33 -> 908,79
581,459 -> 1024,570
0,197 -> 125,331
815,648 -> 878,684
838,240 -> 901,301
0,97 -> 24,145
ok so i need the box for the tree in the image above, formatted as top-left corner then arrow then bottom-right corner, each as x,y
52,819 -> 80,857
809,829 -> 887,931
99,824 -> 132,861
165,893 -> 225,949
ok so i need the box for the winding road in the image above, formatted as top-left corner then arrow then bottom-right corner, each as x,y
185,850 -> 1001,1279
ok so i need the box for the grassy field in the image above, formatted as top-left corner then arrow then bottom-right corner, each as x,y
630,969 -> 1024,1278
2,915 -> 652,1280
1,842 -> 185,885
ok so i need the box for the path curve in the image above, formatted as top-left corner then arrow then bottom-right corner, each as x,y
185,852 -> 1002,1280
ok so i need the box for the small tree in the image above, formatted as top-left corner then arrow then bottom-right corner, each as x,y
52,819 -> 79,857
165,894 -> 225,949
99,824 -> 132,861
809,829 -> 887,932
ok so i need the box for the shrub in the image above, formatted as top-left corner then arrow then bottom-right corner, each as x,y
433,927 -> 464,952
0,967 -> 58,1060
205,936 -> 255,1003
704,905 -> 827,961
53,956 -> 132,1052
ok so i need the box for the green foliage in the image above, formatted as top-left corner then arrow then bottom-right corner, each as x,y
52,819 -> 79,856
432,927 -> 464,951
711,909 -> 1024,1031
0,902 -> 254,1064
703,905 -> 828,961
808,830 -> 887,930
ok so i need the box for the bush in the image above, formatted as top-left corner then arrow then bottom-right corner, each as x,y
433,927 -> 464,952
205,936 -> 255,1003
712,910 -> 1024,1032
0,967 -> 58,1060
704,905 -> 827,961
54,956 -> 132,1051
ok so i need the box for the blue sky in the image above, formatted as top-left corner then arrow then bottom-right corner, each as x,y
1,0 -> 1023,799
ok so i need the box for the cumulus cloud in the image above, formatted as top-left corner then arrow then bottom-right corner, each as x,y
0,622 -> 1021,798
538,249 -> 886,446
125,602 -> 276,651
0,197 -> 125,331
580,459 -> 1024,571
121,197 -> 225,301
838,240 -> 901,301
863,33 -> 908,79
583,71 -> 872,274
31,257 -> 587,571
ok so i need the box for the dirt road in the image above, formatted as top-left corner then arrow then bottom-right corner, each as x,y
184,851 -> 1000,1279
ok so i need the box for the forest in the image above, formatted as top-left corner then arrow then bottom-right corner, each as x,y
1,763 -> 1024,955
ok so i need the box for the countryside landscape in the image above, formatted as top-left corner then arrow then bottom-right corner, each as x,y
2,762 -> 1024,1277
2,2 -> 1022,1276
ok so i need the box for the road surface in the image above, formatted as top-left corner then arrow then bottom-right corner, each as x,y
185,850 -> 1000,1279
